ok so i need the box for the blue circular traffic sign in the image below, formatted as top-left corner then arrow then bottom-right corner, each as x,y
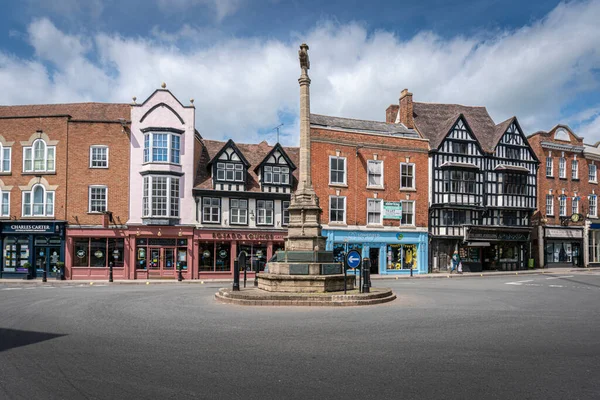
346,250 -> 361,269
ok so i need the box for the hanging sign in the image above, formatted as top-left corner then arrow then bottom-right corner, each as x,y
383,201 -> 402,220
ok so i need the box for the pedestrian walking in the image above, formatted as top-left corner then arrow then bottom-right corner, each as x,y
451,250 -> 460,274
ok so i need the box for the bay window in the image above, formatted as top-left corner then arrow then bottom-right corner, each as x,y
142,176 -> 180,218
143,133 -> 181,164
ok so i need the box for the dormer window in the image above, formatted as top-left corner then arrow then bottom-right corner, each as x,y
143,133 -> 180,164
216,162 -> 244,182
264,166 -> 290,185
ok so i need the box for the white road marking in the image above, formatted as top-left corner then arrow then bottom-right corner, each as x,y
524,283 -> 542,287
549,285 -> 564,288
505,279 -> 534,285
1,287 -> 23,290
546,275 -> 574,280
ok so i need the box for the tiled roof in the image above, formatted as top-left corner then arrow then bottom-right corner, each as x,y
310,114 -> 419,137
194,139 -> 299,192
0,103 -> 130,121
412,102 -> 510,153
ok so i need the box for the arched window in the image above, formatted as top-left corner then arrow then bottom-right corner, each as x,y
554,128 -> 570,142
0,144 -> 11,172
22,184 -> 54,217
23,139 -> 55,172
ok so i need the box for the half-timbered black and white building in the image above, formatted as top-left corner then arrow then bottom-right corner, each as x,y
389,91 -> 539,272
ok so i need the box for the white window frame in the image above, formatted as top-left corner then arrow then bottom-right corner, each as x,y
23,139 -> 55,173
367,198 -> 383,225
201,197 -> 221,223
590,195 -> 597,218
329,196 -> 346,224
329,156 -> 347,185
143,133 -> 181,164
546,195 -> 554,216
282,200 -> 290,226
572,197 -> 579,215
572,159 -> 578,180
0,144 -> 11,173
142,175 -> 180,218
400,163 -> 415,189
400,200 -> 415,226
0,190 -> 9,217
229,198 -> 248,225
256,200 -> 274,225
546,156 -> 553,177
263,165 -> 290,185
559,195 -> 567,217
589,164 -> 597,183
367,160 -> 383,188
216,162 -> 244,182
88,185 -> 108,213
559,157 -> 566,179
89,146 -> 109,168
22,184 -> 54,217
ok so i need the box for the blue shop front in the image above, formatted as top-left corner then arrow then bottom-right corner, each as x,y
0,221 -> 66,279
323,229 -> 428,275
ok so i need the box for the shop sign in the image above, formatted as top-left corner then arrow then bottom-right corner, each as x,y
76,249 -> 86,258
396,233 -> 404,240
383,202 -> 402,220
219,249 -> 228,259
2,223 -> 61,234
211,232 -> 283,241
467,229 -> 530,242
545,228 -> 583,239
94,250 -> 104,258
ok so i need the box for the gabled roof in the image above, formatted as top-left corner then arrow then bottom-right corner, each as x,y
195,139 -> 299,192
0,102 -> 130,121
207,138 -> 251,167
412,102 -> 498,152
311,114 -> 419,137
253,142 -> 297,173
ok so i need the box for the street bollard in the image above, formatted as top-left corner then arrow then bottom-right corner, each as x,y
410,267 -> 413,277
233,258 -> 240,291
243,265 -> 247,288
254,260 -> 259,287
42,269 -> 47,283
109,262 -> 114,283
177,265 -> 183,282
362,258 -> 370,293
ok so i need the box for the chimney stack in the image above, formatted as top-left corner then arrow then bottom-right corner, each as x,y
399,89 -> 414,129
385,104 -> 399,123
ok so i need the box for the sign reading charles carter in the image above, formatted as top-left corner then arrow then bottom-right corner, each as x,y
2,223 -> 58,234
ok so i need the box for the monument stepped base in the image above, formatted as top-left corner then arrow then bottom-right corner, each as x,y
257,273 -> 354,293
215,287 -> 396,307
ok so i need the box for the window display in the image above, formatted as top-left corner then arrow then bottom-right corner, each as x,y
386,244 -> 417,270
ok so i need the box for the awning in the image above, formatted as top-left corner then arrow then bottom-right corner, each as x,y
467,242 -> 491,247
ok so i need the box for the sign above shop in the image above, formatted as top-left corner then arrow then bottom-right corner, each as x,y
211,232 -> 284,241
383,202 -> 402,220
1,222 -> 64,235
467,229 -> 530,242
545,228 -> 583,239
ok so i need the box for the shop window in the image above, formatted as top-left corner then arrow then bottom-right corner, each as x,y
90,146 -> 108,168
22,184 -> 54,217
282,201 -> 290,226
199,243 -> 215,271
589,164 -> 597,183
0,190 -> 9,217
401,201 -> 414,226
238,244 -> 268,272
202,197 -> 221,223
73,238 -> 124,268
23,139 -> 55,173
2,237 -> 29,272
367,198 -> 382,225
546,156 -> 553,177
400,163 -> 415,189
0,143 -> 11,172
256,200 -> 274,225
545,242 -> 572,263
89,186 -> 107,213
215,243 -> 230,271
329,196 -> 346,224
73,239 -> 89,267
332,243 -> 363,265
367,160 -> 383,188
143,133 -> 180,164
329,156 -> 346,185
386,244 -> 417,270
229,199 -> 248,225
216,162 -> 244,182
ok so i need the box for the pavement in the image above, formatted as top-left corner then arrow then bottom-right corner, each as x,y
0,272 -> 599,399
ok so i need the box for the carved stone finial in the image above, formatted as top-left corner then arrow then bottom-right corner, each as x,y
299,43 -> 310,70
161,82 -> 167,89
132,96 -> 137,104
190,98 -> 194,105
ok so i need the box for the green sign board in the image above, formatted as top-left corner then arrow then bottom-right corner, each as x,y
383,201 -> 402,220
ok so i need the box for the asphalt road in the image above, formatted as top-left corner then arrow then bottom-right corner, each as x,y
0,273 -> 599,400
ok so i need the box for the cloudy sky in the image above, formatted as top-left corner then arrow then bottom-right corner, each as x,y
0,0 -> 599,145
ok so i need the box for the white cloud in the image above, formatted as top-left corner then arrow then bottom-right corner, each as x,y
1,0 -> 600,145
156,0 -> 244,22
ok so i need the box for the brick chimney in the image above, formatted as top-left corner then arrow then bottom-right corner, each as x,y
385,104 -> 399,123
399,88 -> 414,129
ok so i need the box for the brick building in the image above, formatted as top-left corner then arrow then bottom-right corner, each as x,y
528,125 -> 599,268
0,103 -> 130,279
310,114 -> 430,275
389,90 -> 539,272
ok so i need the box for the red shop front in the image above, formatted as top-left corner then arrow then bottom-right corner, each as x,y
195,229 -> 286,279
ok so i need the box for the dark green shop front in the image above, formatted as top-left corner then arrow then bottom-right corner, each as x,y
0,221 -> 66,279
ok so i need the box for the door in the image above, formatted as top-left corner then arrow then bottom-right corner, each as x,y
147,248 -> 177,277
48,247 -> 60,277
572,243 -> 581,267
148,248 -> 161,276
369,248 -> 379,274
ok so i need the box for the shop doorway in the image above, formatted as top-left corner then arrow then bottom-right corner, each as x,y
572,243 -> 581,267
147,247 -> 177,277
35,246 -> 61,278
369,248 -> 379,274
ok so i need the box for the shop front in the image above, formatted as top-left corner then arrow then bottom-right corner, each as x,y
588,223 -> 600,266
324,229 -> 428,275
195,229 -> 286,279
66,228 -> 130,280
543,227 -> 583,268
0,221 -> 66,279
130,226 -> 194,280
465,227 -> 532,271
